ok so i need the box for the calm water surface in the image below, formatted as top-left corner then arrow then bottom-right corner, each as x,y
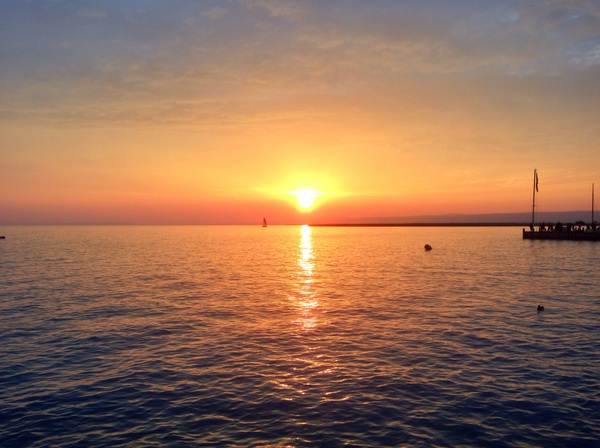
1,225 -> 599,447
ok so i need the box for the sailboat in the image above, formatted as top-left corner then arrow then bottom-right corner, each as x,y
262,217 -> 267,228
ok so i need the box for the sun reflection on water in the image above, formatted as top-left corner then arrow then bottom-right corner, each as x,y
276,225 -> 348,403
294,225 -> 318,330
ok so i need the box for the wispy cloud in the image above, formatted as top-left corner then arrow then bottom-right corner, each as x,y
77,8 -> 108,20
238,0 -> 308,22
3,1 -> 599,125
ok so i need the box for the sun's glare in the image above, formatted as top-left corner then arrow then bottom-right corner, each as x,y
291,189 -> 320,210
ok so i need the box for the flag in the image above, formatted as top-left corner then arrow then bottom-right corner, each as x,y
535,170 -> 539,192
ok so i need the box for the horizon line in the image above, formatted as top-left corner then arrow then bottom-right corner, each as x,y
0,209 -> 594,227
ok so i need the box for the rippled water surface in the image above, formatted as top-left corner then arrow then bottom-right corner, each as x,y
1,225 -> 599,447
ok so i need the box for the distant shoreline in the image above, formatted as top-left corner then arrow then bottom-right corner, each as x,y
309,222 -> 528,227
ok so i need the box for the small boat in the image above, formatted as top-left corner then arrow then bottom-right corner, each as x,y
522,172 -> 599,241
0,236 -> 5,239
262,217 -> 267,228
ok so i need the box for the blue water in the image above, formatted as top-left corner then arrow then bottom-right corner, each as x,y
1,225 -> 599,447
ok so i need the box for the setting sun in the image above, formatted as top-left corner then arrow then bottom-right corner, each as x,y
290,189 -> 321,210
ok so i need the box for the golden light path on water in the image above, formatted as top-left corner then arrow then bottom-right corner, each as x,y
276,224 -> 342,402
295,225 -> 317,331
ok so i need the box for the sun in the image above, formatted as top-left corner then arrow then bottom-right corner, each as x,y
290,189 -> 320,210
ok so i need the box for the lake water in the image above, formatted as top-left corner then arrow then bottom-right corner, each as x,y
1,225 -> 599,447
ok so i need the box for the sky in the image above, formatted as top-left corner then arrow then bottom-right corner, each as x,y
1,0 -> 599,224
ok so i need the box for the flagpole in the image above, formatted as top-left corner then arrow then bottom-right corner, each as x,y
592,182 -> 595,226
531,169 -> 537,228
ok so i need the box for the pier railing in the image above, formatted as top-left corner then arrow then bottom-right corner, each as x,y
522,228 -> 600,241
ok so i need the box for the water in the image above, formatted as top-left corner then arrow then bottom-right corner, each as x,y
1,225 -> 599,447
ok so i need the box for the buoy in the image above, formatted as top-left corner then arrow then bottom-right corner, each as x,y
424,244 -> 432,251
537,305 -> 544,312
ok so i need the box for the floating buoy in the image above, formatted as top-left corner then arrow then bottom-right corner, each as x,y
424,244 -> 432,251
537,305 -> 544,312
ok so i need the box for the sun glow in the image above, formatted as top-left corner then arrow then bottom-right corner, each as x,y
290,189 -> 321,210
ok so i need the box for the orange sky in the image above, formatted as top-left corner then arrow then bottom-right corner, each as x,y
1,1 -> 599,224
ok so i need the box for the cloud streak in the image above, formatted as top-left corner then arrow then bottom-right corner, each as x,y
2,1 -> 599,127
